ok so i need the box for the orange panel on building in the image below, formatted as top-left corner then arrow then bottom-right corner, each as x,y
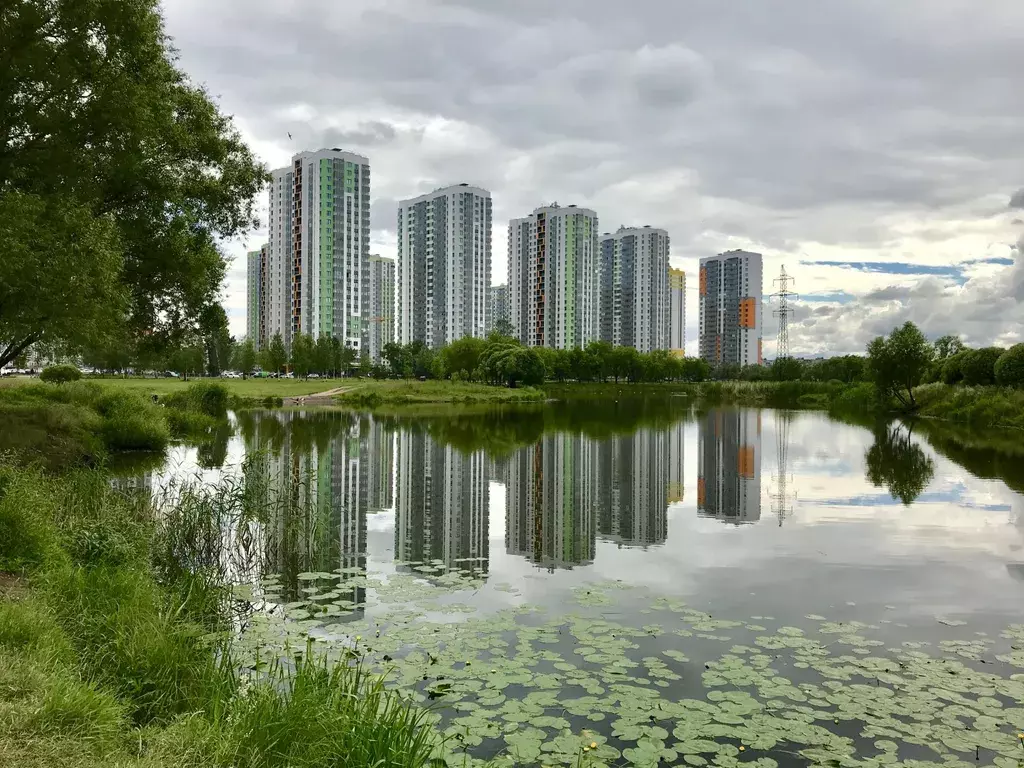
738,447 -> 755,478
739,297 -> 756,328
697,478 -> 706,507
699,267 -> 707,296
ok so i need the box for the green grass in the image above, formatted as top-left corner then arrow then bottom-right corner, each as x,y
334,378 -> 544,406
914,382 -> 1024,431
0,381 -> 236,469
0,459 -> 442,768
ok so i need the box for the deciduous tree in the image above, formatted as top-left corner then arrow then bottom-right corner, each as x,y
1,0 -> 267,368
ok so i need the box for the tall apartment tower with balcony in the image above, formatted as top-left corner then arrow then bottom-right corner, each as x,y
699,250 -> 763,367
508,204 -> 599,349
397,184 -> 492,348
266,148 -> 371,352
246,244 -> 269,350
266,168 -> 295,348
669,268 -> 685,358
368,255 -> 395,362
598,226 -> 671,353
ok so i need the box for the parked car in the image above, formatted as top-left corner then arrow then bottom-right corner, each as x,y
308,373 -> 320,379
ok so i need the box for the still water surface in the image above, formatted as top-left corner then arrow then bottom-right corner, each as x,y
129,401 -> 1024,766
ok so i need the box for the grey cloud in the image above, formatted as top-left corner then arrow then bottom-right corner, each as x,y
322,121 -> 399,148
371,198 -> 398,232
1010,188 -> 1024,209
162,0 -> 1024,346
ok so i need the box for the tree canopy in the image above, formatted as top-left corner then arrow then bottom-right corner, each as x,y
866,322 -> 933,409
0,0 -> 267,368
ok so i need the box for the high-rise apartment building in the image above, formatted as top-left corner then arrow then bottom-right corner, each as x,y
368,255 -> 395,362
508,204 -> 599,349
487,284 -> 509,334
598,226 -> 671,353
246,244 -> 269,350
265,167 -> 294,347
397,184 -> 492,348
265,148 -> 371,352
669,268 -> 685,358
699,250 -> 763,367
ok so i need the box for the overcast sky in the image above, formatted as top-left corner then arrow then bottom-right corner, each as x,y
162,0 -> 1024,357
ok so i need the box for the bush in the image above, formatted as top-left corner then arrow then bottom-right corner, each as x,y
163,381 -> 229,417
995,343 -> 1024,387
960,347 -> 1004,386
95,391 -> 170,452
39,365 -> 82,385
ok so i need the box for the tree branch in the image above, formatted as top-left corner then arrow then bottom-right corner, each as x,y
0,331 -> 41,369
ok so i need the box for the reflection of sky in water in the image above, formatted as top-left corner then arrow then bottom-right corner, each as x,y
141,406 -> 1024,633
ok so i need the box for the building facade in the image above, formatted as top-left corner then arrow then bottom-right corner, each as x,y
508,204 -> 599,349
598,226 -> 671,353
669,268 -> 685,358
368,255 -> 395,362
266,148 -> 371,352
265,167 -> 295,348
246,244 -> 269,350
397,184 -> 492,348
487,284 -> 509,335
698,250 -> 763,367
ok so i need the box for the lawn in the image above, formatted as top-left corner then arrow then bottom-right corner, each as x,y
0,375 -> 339,398
0,376 -> 541,405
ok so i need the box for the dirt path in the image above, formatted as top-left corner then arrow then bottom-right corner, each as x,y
282,385 -> 351,406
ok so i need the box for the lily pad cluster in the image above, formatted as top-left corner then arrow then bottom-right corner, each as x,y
232,569 -> 1024,768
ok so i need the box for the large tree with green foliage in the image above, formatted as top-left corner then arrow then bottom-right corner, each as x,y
233,338 -> 257,378
933,335 -> 966,361
262,333 -> 287,374
866,321 -> 933,409
0,0 -> 267,369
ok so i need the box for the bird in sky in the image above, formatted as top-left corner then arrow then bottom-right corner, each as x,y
287,132 -> 292,140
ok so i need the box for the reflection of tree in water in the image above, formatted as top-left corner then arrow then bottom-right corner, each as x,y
865,422 -> 935,505
196,420 -> 233,469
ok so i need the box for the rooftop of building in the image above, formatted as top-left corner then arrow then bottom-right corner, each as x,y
398,183 -> 492,205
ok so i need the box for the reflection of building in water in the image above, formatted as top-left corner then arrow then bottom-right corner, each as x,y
366,421 -> 394,511
488,455 -> 509,486
242,411 -> 399,618
506,433 -> 596,569
595,429 -> 668,548
110,470 -> 155,497
697,410 -> 762,523
395,432 -> 489,576
668,421 -> 685,504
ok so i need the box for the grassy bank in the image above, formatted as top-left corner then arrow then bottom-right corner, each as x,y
0,460 -> 439,767
545,380 -> 1024,431
0,381 -> 231,469
333,379 -> 544,407
0,376 -> 335,399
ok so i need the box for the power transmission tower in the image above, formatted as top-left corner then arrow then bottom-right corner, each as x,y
769,266 -> 798,359
768,411 -> 797,526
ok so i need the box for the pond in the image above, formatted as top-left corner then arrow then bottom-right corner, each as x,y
129,400 -> 1024,768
